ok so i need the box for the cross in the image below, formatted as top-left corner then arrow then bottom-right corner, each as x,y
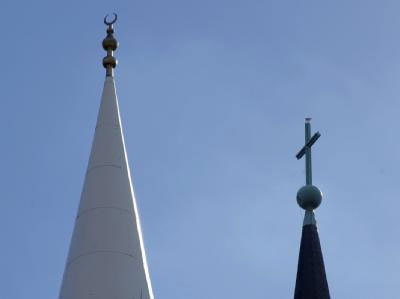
295,118 -> 321,185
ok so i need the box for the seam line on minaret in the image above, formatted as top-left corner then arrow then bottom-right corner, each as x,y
77,206 -> 131,219
87,164 -> 122,173
95,124 -> 120,130
66,250 -> 139,268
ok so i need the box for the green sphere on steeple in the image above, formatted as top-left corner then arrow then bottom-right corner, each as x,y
296,185 -> 322,211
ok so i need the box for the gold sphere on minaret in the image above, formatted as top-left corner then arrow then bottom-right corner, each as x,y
102,56 -> 117,68
102,29 -> 118,51
102,13 -> 118,77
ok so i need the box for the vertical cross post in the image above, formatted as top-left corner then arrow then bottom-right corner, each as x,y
305,119 -> 312,185
296,118 -> 321,185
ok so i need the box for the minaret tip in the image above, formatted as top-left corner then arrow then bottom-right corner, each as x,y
102,13 -> 118,77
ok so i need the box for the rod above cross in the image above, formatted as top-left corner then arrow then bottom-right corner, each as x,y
296,118 -> 321,185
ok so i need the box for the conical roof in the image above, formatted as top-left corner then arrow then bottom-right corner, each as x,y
59,76 -> 154,299
294,219 -> 330,299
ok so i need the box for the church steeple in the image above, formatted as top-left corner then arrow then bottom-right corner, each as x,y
294,119 -> 330,299
59,15 -> 154,299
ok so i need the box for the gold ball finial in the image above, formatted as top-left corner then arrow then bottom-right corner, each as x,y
102,13 -> 118,77
102,35 -> 118,51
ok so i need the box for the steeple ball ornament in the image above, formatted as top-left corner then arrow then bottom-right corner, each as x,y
102,13 -> 119,77
296,185 -> 322,211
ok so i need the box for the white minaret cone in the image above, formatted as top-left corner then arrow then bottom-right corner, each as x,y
59,74 -> 154,298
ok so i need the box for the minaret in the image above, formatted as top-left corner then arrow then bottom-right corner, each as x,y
59,14 -> 154,299
294,119 -> 330,299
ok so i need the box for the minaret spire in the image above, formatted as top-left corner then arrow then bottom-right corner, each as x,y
59,15 -> 154,299
293,119 -> 330,299
102,13 -> 118,77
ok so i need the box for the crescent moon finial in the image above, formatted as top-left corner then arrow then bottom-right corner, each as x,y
104,13 -> 118,25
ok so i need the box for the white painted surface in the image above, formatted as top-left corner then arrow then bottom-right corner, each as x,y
59,77 -> 154,299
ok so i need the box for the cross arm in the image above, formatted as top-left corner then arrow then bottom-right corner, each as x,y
295,131 -> 321,160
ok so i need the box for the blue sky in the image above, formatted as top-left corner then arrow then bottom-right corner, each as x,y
1,0 -> 400,298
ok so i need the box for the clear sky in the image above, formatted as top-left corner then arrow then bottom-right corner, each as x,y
1,0 -> 400,298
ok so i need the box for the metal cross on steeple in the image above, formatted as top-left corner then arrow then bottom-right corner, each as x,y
295,118 -> 323,221
296,118 -> 321,185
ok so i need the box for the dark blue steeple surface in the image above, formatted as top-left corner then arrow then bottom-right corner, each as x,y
294,224 -> 330,299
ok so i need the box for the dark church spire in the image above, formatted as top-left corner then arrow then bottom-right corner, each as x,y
294,118 -> 330,299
